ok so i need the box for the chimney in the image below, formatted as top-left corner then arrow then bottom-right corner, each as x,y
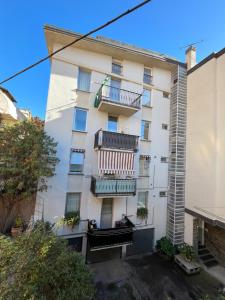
185,46 -> 196,70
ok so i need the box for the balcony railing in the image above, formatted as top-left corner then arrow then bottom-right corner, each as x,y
94,130 -> 139,152
94,85 -> 141,110
91,177 -> 136,197
87,217 -> 134,249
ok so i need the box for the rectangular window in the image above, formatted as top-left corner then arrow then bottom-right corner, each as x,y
74,108 -> 87,131
143,68 -> 152,84
70,150 -> 84,173
142,89 -> 151,107
141,120 -> 150,140
78,68 -> 91,92
108,116 -> 118,132
161,156 -> 168,163
162,124 -> 168,130
112,60 -> 122,75
159,191 -> 167,197
163,91 -> 170,98
137,191 -> 148,209
65,193 -> 80,213
139,156 -> 150,176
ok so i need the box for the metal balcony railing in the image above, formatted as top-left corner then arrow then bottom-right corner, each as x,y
94,130 -> 139,152
91,177 -> 136,196
94,85 -> 141,109
87,217 -> 134,249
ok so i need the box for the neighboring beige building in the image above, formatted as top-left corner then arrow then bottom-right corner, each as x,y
185,47 -> 225,267
36,25 -> 187,261
0,86 -> 30,127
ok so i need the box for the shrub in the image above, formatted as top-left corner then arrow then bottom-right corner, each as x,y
156,236 -> 176,258
59,211 -> 80,228
178,243 -> 195,262
137,207 -> 148,219
0,222 -> 95,300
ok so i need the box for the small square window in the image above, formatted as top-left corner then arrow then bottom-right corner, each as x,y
162,124 -> 168,130
65,193 -> 80,214
141,120 -> 150,140
159,191 -> 167,197
161,157 -> 168,163
163,91 -> 170,98
74,108 -> 87,132
143,68 -> 152,84
70,150 -> 84,173
112,60 -> 122,75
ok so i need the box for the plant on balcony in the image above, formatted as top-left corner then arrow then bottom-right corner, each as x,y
178,243 -> 195,262
137,207 -> 148,220
156,237 -> 176,259
59,211 -> 80,229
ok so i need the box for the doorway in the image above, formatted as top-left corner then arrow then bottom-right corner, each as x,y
100,198 -> 113,229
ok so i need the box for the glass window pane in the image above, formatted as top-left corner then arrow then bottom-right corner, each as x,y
70,152 -> 84,172
108,116 -> 118,132
139,157 -> 149,176
137,192 -> 148,208
142,89 -> 151,106
78,69 -> 91,91
65,193 -> 80,213
74,109 -> 87,131
112,63 -> 122,75
141,120 -> 150,140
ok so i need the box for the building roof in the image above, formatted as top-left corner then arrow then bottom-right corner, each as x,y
44,24 -> 186,69
0,86 -> 17,103
187,46 -> 225,75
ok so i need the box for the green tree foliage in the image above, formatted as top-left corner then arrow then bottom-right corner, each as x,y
156,236 -> 176,258
0,118 -> 59,231
0,222 -> 95,300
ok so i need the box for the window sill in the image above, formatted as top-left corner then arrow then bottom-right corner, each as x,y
142,105 -> 153,109
140,139 -> 151,143
68,172 -> 84,176
72,130 -> 87,134
139,175 -> 150,178
75,89 -> 91,94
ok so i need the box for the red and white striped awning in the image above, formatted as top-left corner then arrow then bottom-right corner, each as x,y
98,150 -> 134,175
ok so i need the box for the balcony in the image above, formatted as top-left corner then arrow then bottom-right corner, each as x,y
94,130 -> 139,152
91,177 -> 136,197
94,85 -> 141,116
87,217 -> 134,250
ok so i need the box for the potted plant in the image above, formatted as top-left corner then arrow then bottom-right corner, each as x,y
156,236 -> 176,259
178,243 -> 195,262
60,211 -> 80,229
137,207 -> 148,220
11,217 -> 23,237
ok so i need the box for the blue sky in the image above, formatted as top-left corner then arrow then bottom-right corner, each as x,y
0,0 -> 225,119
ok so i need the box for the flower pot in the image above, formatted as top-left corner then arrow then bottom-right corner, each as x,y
11,226 -> 23,237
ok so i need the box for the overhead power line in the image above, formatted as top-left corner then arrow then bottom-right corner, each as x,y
0,0 -> 151,85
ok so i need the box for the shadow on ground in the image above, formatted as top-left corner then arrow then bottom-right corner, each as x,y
91,253 -> 225,300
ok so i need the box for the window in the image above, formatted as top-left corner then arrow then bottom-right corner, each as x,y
163,91 -> 170,99
70,150 -> 84,173
112,60 -> 122,75
162,124 -> 168,130
78,68 -> 91,92
110,78 -> 121,102
141,120 -> 150,140
108,116 -> 118,132
74,108 -> 87,131
65,193 -> 80,213
143,68 -> 152,84
137,191 -> 148,209
142,89 -> 151,107
159,191 -> 167,197
139,156 -> 150,176
161,156 -> 168,163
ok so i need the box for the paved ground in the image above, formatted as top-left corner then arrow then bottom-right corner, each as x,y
90,253 -> 225,300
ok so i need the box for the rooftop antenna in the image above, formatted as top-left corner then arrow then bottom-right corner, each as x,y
179,39 -> 204,50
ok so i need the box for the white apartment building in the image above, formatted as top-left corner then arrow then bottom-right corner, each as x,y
36,25 -> 187,261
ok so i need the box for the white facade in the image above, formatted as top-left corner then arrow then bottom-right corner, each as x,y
36,25 -> 184,256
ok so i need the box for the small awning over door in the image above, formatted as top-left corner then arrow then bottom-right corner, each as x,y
98,150 -> 134,175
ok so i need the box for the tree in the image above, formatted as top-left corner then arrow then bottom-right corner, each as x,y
0,222 -> 95,299
0,118 -> 59,232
